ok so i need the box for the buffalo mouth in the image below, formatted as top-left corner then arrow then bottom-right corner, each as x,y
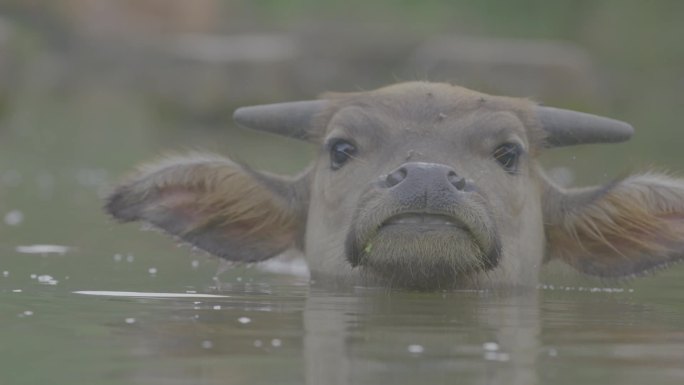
380,213 -> 470,232
346,207 -> 501,289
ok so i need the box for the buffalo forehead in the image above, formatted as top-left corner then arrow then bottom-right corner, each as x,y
326,82 -> 532,134
322,82 -> 542,157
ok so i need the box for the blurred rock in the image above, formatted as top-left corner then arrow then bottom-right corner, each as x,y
61,0 -> 221,41
408,36 -> 598,101
0,16 -> 15,120
0,2 -> 606,123
151,33 -> 301,116
289,24 -> 420,94
0,16 -> 12,46
169,34 -> 298,64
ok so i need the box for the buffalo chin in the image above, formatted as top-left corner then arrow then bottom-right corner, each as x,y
353,225 -> 500,290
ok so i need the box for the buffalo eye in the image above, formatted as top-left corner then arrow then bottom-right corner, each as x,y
493,143 -> 522,173
329,139 -> 357,170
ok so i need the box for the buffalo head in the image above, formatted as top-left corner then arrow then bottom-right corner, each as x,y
106,82 -> 684,289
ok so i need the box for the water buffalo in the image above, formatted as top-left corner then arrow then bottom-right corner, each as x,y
105,82 -> 684,289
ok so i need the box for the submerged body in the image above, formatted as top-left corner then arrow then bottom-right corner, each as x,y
106,82 -> 684,289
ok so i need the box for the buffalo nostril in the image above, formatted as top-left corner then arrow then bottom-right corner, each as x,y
447,171 -> 467,191
386,167 -> 407,187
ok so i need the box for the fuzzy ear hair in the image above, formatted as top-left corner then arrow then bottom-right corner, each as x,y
105,154 -> 308,262
545,173 -> 684,277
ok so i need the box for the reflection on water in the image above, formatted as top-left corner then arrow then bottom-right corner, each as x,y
2,245 -> 684,385
15,244 -> 72,255
302,287 -> 543,385
73,291 -> 230,298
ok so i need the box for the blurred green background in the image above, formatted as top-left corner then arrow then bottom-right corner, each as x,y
1,0 -> 683,276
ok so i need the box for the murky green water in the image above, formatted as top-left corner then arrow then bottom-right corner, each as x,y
2,244 -> 684,385
2,87 -> 684,384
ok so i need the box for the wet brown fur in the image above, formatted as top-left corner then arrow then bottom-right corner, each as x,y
106,153 -> 302,261
545,173 -> 684,276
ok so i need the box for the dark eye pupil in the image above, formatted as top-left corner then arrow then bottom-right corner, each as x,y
493,143 -> 520,172
330,141 -> 356,170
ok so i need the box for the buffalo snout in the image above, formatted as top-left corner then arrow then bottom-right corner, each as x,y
382,162 -> 469,205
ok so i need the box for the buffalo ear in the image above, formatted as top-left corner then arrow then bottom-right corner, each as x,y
544,173 -> 684,277
105,154 -> 309,262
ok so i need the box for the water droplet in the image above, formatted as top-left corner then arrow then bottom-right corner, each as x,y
30,274 -> 37,279
238,316 -> 251,324
407,344 -> 424,354
201,340 -> 213,349
37,275 -> 58,285
113,254 -> 123,262
483,342 -> 499,351
213,305 -> 221,310
125,318 -> 136,324
271,339 -> 282,347
2,271 -> 8,277
126,254 -> 135,263
4,210 -> 24,226
12,289 -> 22,293
191,260 -> 199,269
253,339 -> 263,348
23,310 -> 34,316
16,244 -> 70,255
148,267 -> 158,275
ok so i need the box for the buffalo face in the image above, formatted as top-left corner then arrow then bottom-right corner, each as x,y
302,86 -> 546,288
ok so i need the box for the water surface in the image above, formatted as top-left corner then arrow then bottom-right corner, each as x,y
2,245 -> 683,385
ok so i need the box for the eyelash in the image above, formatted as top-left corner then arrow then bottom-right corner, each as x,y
328,139 -> 358,170
492,143 -> 522,173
